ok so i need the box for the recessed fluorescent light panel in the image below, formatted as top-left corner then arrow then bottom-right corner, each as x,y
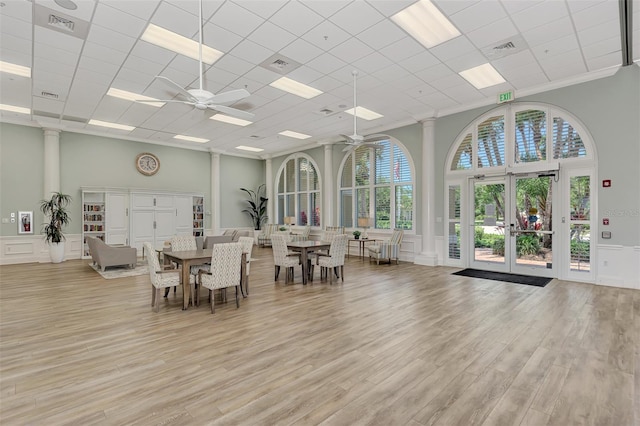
236,145 -> 264,152
344,106 -> 384,121
88,119 -> 135,131
391,0 -> 461,48
459,63 -> 506,89
107,88 -> 165,107
279,130 -> 312,140
0,104 -> 31,114
141,24 -> 223,65
173,135 -> 209,143
210,114 -> 252,127
269,77 -> 323,99
0,61 -> 31,78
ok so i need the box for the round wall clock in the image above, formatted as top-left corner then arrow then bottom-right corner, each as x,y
135,152 -> 160,176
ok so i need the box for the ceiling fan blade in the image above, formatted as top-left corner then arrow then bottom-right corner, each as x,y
204,89 -> 250,105
154,76 -> 197,102
209,104 -> 255,120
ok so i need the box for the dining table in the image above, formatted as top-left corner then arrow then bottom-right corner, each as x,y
163,248 -> 246,309
286,240 -> 331,285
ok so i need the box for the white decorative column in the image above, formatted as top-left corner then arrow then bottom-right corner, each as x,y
43,128 -> 61,197
323,143 -> 334,227
265,155 -> 274,224
414,119 -> 438,266
210,151 -> 221,235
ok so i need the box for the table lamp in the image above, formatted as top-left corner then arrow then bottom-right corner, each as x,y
358,217 -> 371,239
284,216 -> 295,232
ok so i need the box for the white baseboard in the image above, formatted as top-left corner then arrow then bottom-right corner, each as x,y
0,234 -> 83,265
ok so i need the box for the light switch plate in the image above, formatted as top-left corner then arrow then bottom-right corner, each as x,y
602,231 -> 611,239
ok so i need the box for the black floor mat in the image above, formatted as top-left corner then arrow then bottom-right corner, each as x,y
452,268 -> 552,287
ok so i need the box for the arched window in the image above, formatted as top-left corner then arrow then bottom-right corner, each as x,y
275,154 -> 321,227
338,139 -> 414,230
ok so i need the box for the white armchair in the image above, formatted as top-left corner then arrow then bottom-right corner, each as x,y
368,229 -> 404,265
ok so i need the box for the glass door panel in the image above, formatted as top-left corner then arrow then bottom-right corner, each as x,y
471,179 -> 507,270
510,175 -> 554,277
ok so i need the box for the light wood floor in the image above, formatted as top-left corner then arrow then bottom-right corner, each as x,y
1,247 -> 638,425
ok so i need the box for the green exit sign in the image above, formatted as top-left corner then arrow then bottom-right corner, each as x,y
497,90 -> 514,104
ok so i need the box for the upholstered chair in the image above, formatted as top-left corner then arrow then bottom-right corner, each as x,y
310,234 -> 349,283
271,234 -> 302,284
238,236 -> 254,295
325,226 -> 345,234
144,242 -> 193,312
257,223 -> 279,247
368,229 -> 404,265
198,242 -> 243,314
87,236 -> 137,271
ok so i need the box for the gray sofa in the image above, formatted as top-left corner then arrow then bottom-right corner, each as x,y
86,236 -> 137,271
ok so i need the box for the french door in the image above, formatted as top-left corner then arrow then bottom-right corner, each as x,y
469,173 -> 555,278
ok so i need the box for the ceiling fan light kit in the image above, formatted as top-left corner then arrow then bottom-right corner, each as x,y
135,0 -> 253,121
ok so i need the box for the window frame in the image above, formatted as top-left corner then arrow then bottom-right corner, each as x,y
275,153 -> 322,228
337,137 -> 415,233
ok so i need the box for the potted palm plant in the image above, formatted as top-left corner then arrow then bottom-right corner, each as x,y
240,184 -> 268,230
40,192 -> 72,263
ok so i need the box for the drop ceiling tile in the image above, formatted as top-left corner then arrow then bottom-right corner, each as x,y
123,55 -> 167,77
433,0 -> 480,16
582,36 -> 621,60
202,22 -> 244,53
279,38 -> 324,64
415,63 -> 456,82
116,66 -> 160,87
106,0 -> 161,20
242,66 -> 281,85
511,0 -> 569,33
328,1 -> 384,36
310,75 -> 345,93
87,24 -> 137,53
0,14 -> 32,40
92,3 -> 148,38
149,1 -> 203,37
233,0 -> 288,19
500,0 -> 544,15
299,0 -> 350,18
371,64 -> 411,83
214,54 -> 255,77
429,36 -> 478,62
566,0 -> 604,14
247,21 -> 297,52
0,34 -> 32,60
286,66 -> 324,85
449,1 -> 507,33
210,1 -> 265,38
379,36 -> 425,63
203,66 -> 239,88
446,51 -> 491,73
0,78 -> 31,105
572,1 -> 619,31
398,50 -> 441,73
307,52 -> 348,75
34,27 -> 83,54
492,49 -> 539,72
539,50 -> 587,79
331,38 -> 375,64
76,59 -> 119,83
430,74 -> 468,91
0,0 -> 32,23
521,16 -> 574,48
32,55 -> 76,80
367,0 -> 417,17
82,41 -> 128,66
388,74 -> 429,92
228,39 -> 275,64
357,19 -> 407,50
531,33 -> 580,59
32,96 -> 65,114
585,51 -> 623,71
403,82 -> 439,100
467,18 -> 519,49
577,19 -> 621,47
301,20 -> 351,51
352,51 -> 395,74
269,1 -> 324,36
38,0 -> 96,21
130,41 -> 177,67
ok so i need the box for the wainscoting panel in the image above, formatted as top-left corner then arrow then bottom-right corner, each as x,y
0,234 -> 83,265
595,244 -> 640,290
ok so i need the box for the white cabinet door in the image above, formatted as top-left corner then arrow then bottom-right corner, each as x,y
132,193 -> 155,209
131,210 -> 155,253
105,192 -> 129,245
174,195 -> 193,234
155,195 -> 174,209
155,210 -> 175,245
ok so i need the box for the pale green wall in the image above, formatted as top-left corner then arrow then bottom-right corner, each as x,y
0,124 -> 45,236
433,66 -> 640,246
219,154 -> 265,228
0,124 -> 266,236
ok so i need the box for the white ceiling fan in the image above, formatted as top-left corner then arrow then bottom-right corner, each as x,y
138,0 -> 254,120
340,70 -> 387,152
